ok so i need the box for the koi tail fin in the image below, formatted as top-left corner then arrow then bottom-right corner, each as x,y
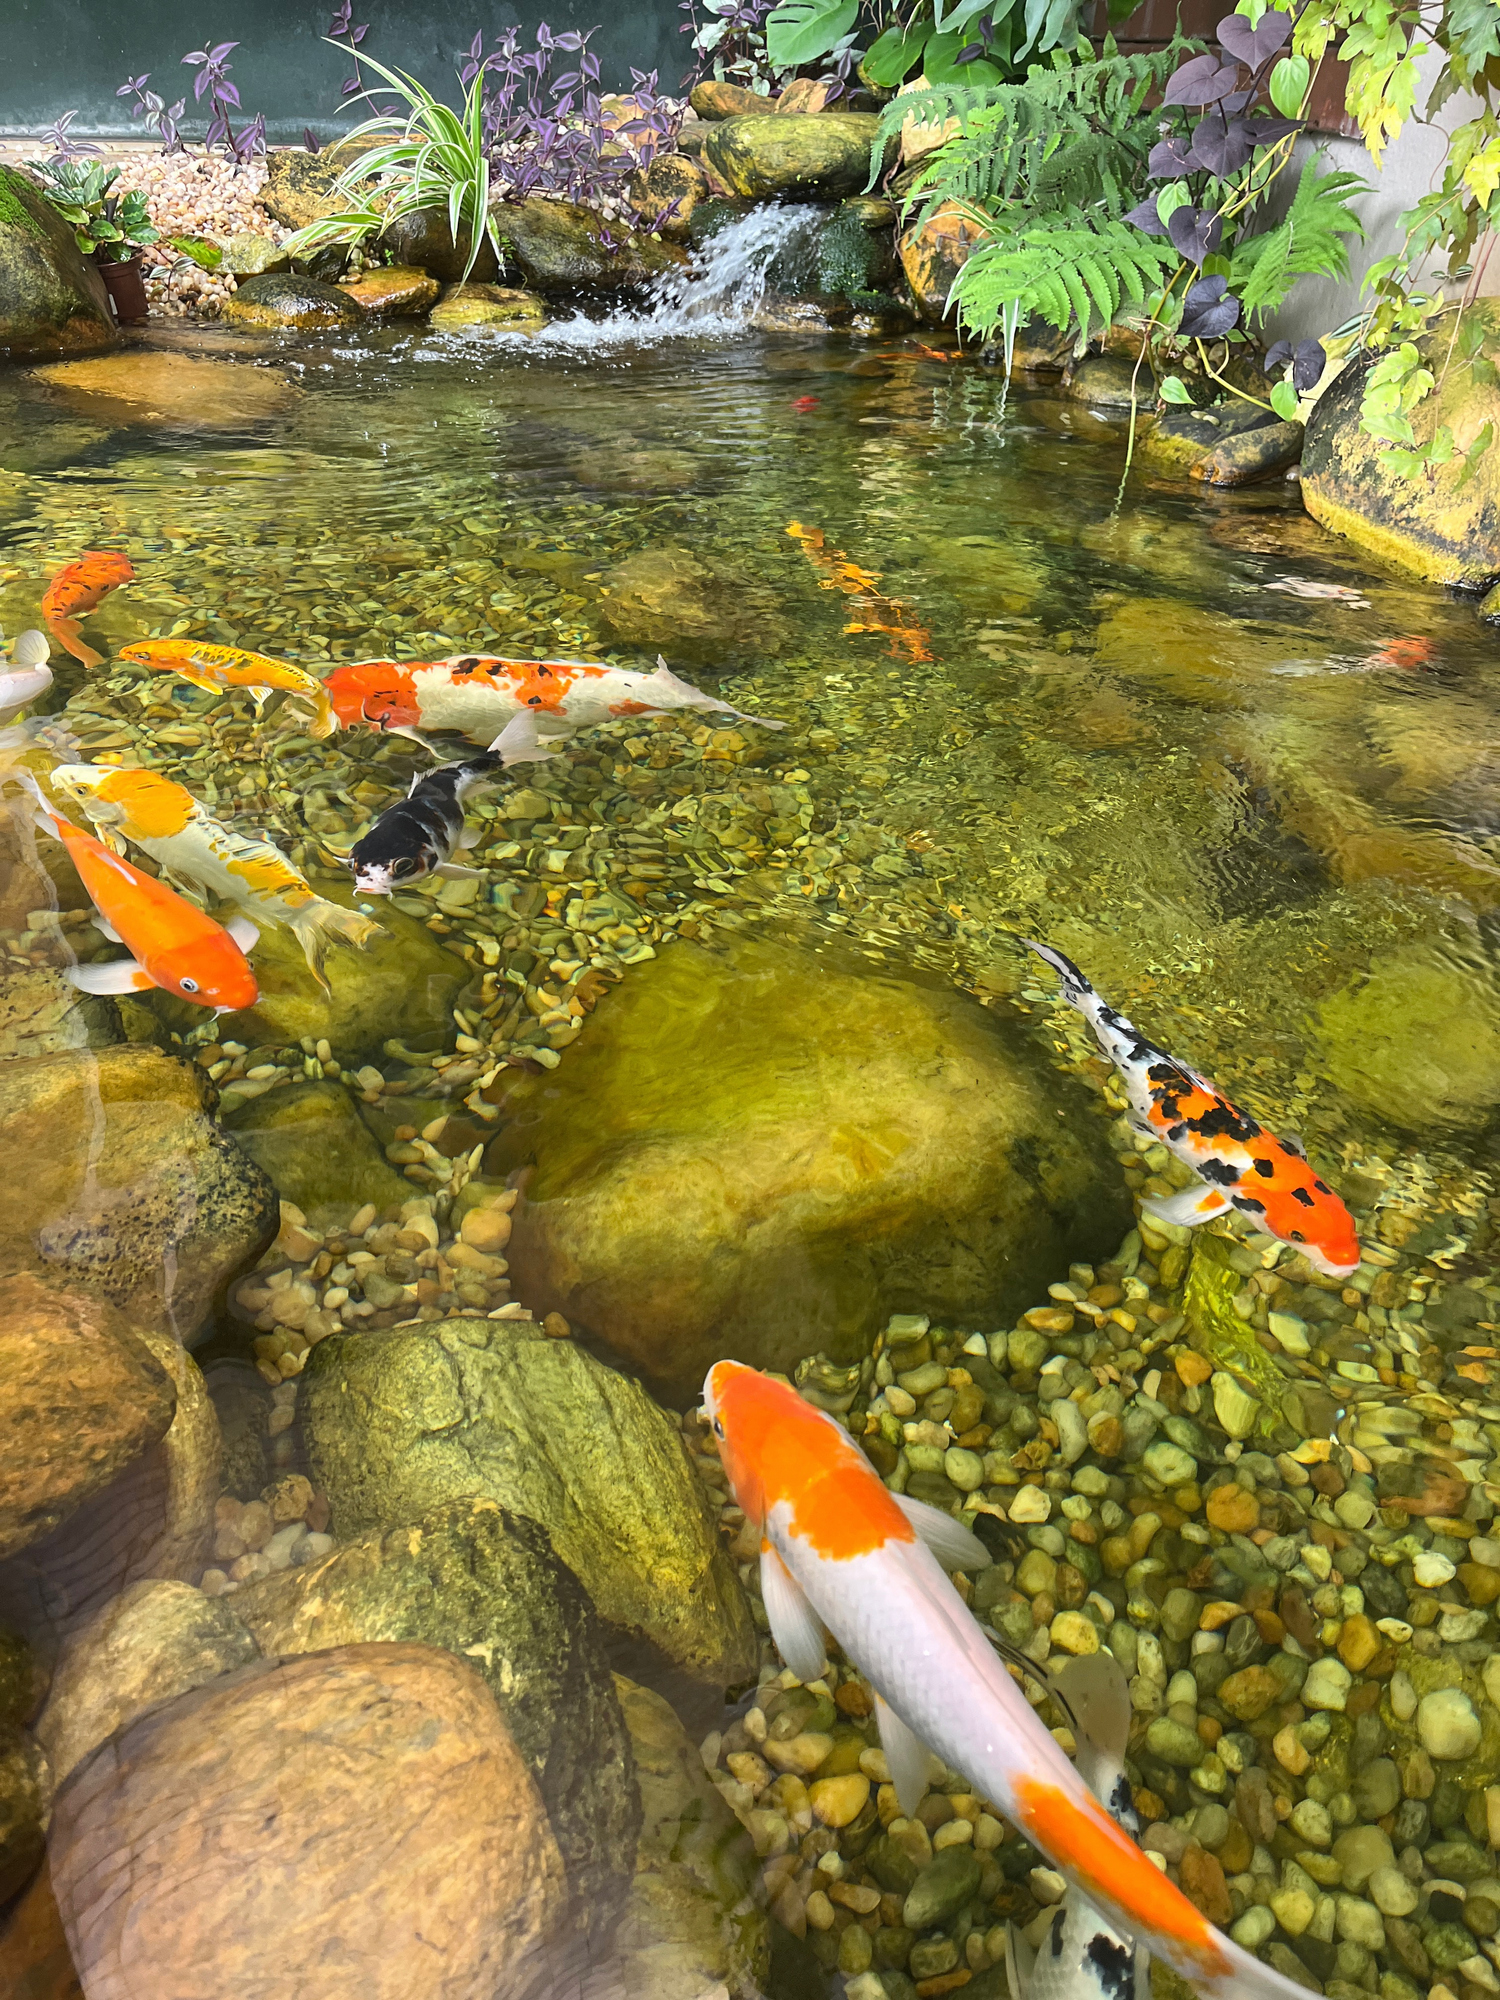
647,657 -> 786,731
45,617 -> 105,671
284,897 -> 384,989
1023,939 -> 1096,1009
306,691 -> 340,741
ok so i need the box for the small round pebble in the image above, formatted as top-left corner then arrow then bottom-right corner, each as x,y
1302,1658 -> 1352,1712
1417,1688 -> 1482,1760
1369,1865 -> 1419,1917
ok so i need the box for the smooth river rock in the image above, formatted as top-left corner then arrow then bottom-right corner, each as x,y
225,1078 -> 412,1222
0,166 -> 117,364
486,937 -> 1129,1400
302,1321 -> 756,1685
0,1276 -> 176,1562
703,114 -> 892,200
49,1642 -> 567,2000
500,197 -> 688,293
0,1045 -> 277,1344
219,270 -> 366,331
232,1497 -> 640,1926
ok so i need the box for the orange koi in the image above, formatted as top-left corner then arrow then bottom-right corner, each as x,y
40,551 -> 135,669
116,640 -> 338,739
786,520 -> 932,664
1365,635 -> 1436,670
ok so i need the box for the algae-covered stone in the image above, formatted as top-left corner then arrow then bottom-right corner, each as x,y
226,1079 -> 412,1222
0,165 -> 117,363
690,80 -> 770,117
627,154 -> 708,241
1191,418 -> 1303,486
35,1579 -> 260,1792
260,150 -> 367,231
1316,947 -> 1500,1134
378,208 -> 500,284
1065,354 -> 1146,410
337,264 -> 439,315
606,1676 -> 768,1997
705,115 -> 892,201
596,542 -> 791,665
219,271 -> 365,331
220,231 -> 287,276
0,1731 -> 45,1905
1141,401 -> 1277,477
233,1497 -> 640,1923
429,281 -> 548,330
30,351 -> 297,426
487,937 -> 1128,1401
898,201 -> 986,323
0,1046 -> 276,1343
502,197 -> 688,293
1301,304 -> 1500,586
217,884 -> 468,1061
302,1321 -> 757,1685
902,1847 -> 981,1929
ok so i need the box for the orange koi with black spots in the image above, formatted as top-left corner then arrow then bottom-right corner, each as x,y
40,551 -> 135,668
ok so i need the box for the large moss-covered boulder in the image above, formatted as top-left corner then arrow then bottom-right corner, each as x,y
30,351 -> 297,426
595,541 -> 790,664
705,114 -> 891,200
898,200 -> 987,322
486,938 -> 1128,1401
501,198 -> 688,293
0,1046 -> 276,1342
0,166 -> 117,364
233,1497 -> 640,1925
302,1318 -> 757,1686
1316,945 -> 1500,1134
1141,400 -> 1281,477
606,1676 -> 768,1999
219,271 -> 366,331
1302,304 -> 1500,585
226,1079 -> 412,1222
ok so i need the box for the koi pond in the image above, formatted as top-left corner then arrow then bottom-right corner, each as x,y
1,308 -> 1499,2000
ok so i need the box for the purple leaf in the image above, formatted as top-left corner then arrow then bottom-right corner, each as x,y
342,75 -> 363,92
1240,112 -> 1303,144
1264,339 -> 1292,370
1147,134 -> 1193,178
1162,53 -> 1242,105
217,80 -> 242,108
1179,273 -> 1240,338
209,42 -> 239,63
1293,337 -> 1325,390
351,23 -> 368,43
1125,196 -> 1169,236
1167,204 -> 1223,262
303,126 -> 322,151
1216,8 -> 1292,68
1188,111 -> 1255,176
1219,88 -> 1254,113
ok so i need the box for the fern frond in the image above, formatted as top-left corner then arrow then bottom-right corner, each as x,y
1229,156 -> 1368,317
949,209 -> 1176,345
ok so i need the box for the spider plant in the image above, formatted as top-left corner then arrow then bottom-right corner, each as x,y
280,45 -> 499,280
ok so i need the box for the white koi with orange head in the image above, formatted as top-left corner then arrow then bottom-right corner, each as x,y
703,1359 -> 1315,2000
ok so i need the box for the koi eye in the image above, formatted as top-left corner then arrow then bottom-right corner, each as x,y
180,977 -> 199,993
712,1417 -> 725,1440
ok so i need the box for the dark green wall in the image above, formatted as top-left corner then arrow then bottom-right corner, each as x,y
0,0 -> 687,144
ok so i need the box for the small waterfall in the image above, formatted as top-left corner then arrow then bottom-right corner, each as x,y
438,203 -> 821,352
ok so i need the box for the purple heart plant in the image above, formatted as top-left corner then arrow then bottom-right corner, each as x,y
117,38 -> 265,160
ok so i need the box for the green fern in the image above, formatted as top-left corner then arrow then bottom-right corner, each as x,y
1230,157 -> 1368,318
949,208 -> 1177,345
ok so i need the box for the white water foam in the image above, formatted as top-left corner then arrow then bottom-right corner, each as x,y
422,203 -> 820,356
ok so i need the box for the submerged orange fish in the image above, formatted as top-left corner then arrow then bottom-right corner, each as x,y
786,520 -> 932,664
40,551 -> 135,668
15,773 -> 259,1011
1365,635 -> 1436,670
116,640 -> 338,739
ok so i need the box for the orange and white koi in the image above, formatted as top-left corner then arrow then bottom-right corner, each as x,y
1026,941 -> 1359,1277
704,1359 -> 1314,2000
11,773 -> 258,1011
47,763 -> 380,984
786,520 -> 932,663
323,652 -> 783,761
116,640 -> 338,739
40,551 -> 135,668
0,631 -> 53,722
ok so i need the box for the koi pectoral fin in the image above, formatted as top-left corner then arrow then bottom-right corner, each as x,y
92,916 -> 123,943
759,1541 -> 827,1684
893,1493 -> 992,1571
66,958 -> 155,994
1140,1183 -> 1233,1229
874,1691 -> 936,1819
434,862 -> 483,881
227,915 -> 260,955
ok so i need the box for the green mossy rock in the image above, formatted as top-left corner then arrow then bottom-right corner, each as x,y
337,265 -> 439,316
0,1730 -> 45,1905
1064,353 -> 1148,410
1316,945 -> 1500,1134
765,205 -> 897,303
608,1676 -> 769,1997
626,154 -> 708,242
486,937 -> 1128,1401
1301,302 -> 1500,585
690,80 -> 770,118
260,152 -> 356,231
378,209 -> 501,285
0,964 -> 120,1063
234,1497 -> 640,1928
595,541 -> 790,664
215,884 -> 469,1062
1140,401 -> 1278,477
225,1080 -> 413,1223
501,198 -> 688,293
301,1318 -> 758,1686
428,281 -> 548,330
704,114 -> 892,201
219,271 -> 365,331
1192,417 -> 1304,486
0,165 -> 117,364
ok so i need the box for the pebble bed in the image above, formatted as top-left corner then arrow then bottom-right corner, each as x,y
682,1169 -> 1500,2000
113,152 -> 282,316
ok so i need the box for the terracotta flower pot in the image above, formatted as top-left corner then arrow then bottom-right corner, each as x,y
96,255 -> 150,324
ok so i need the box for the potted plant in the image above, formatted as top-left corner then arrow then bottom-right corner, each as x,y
28,159 -> 161,323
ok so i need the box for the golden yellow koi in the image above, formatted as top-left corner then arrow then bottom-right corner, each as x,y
786,521 -> 932,664
116,639 -> 339,740
48,763 -> 381,984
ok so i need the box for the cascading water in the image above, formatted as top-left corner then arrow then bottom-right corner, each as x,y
429,203 -> 822,352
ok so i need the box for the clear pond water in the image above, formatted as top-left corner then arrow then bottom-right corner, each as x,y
2,293 -> 1500,2000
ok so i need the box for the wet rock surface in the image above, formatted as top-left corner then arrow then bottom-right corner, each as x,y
428,282 -> 549,330
0,166 -> 117,364
1316,945 -> 1500,1134
898,201 -> 986,323
27,351 -> 297,426
0,964 -> 121,1063
302,1319 -> 757,1684
335,264 -> 440,315
501,198 -> 688,293
0,1276 -> 176,1562
0,1046 -> 277,1344
0,1863 -> 82,2000
219,271 -> 366,331
48,1642 -> 567,2000
595,541 -> 791,663
226,1078 -> 413,1223
488,936 -> 1129,1400
704,115 -> 892,201
232,1496 -> 640,1926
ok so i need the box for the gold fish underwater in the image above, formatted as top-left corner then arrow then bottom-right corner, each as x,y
48,764 -> 381,983
1026,940 -> 1359,1276
786,520 -> 932,663
323,652 -> 783,759
116,639 -> 338,739
704,1359 -> 1316,2000
40,550 -> 135,669
13,772 -> 258,1011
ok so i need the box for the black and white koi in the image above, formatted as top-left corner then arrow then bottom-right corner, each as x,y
346,754 -> 504,896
